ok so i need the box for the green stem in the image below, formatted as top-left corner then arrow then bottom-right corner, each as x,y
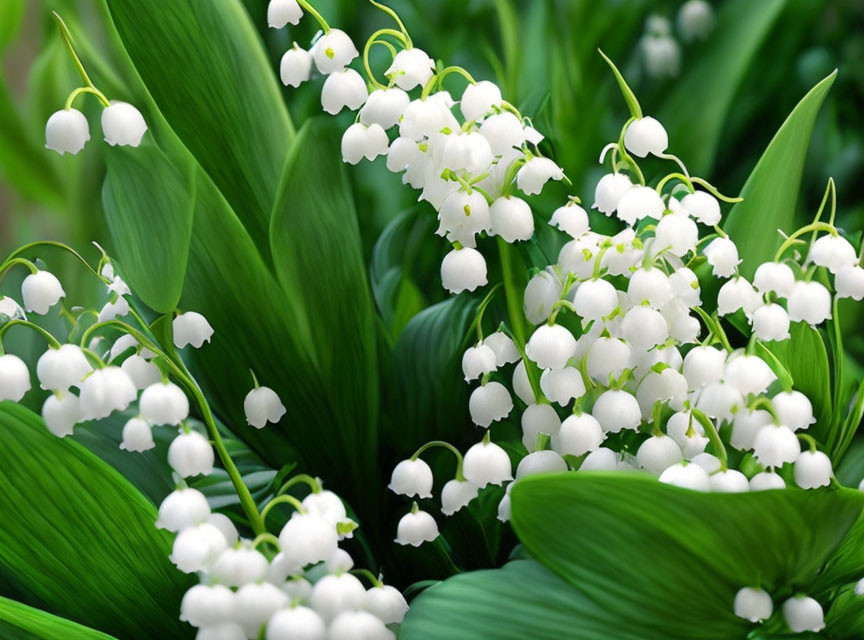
261,494 -> 306,525
749,397 -> 781,425
252,532 -> 281,551
363,28 -> 410,90
690,408 -> 727,470
1,241 -> 104,283
0,320 -> 62,349
65,85 -> 109,110
689,177 -> 742,203
276,474 -> 322,497
297,0 -> 330,31
469,282 -> 503,342
0,258 -> 37,285
351,568 -> 384,587
773,222 -> 838,262
411,440 -> 465,482
692,307 -> 732,352
797,432 -> 818,453
368,0 -> 411,46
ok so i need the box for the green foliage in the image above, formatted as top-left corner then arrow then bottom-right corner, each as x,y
0,596 -> 116,640
0,402 -> 193,639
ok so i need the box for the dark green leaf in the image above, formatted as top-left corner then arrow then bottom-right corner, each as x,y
0,597 -> 115,640
824,587 -> 864,638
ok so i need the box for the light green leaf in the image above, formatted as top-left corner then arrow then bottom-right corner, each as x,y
723,71 -> 836,278
598,49 -> 642,119
510,472 -> 863,639
0,402 -> 193,638
106,0 -> 293,257
0,597 -> 116,640
102,140 -> 195,313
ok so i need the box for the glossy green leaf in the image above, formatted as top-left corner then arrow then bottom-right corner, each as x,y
0,402 -> 193,638
103,140 -> 195,313
510,472 -> 864,639
106,0 -> 293,256
814,513 -> 864,592
0,597 -> 115,640
824,587 -> 864,638
724,71 -> 836,277
661,0 -> 786,174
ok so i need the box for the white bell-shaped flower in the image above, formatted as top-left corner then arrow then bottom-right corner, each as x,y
365,585 -> 409,625
678,0 -> 714,42
641,34 -> 681,79
101,102 -> 147,147
592,389 -> 641,433
516,450 -> 567,478
558,234 -> 600,278
462,344 -> 497,382
301,490 -> 349,531
593,173 -> 633,215
400,96 -> 459,142
516,157 -> 564,196
309,572 -> 367,622
793,450 -> 832,489
243,386 -> 286,429
709,469 -> 749,493
209,513 -> 239,546
682,346 -> 726,390
196,623 -> 245,640
552,413 -> 605,456
512,360 -> 536,405
521,403 -> 562,451
280,44 -> 313,87
41,392 -> 80,437
97,296 -> 130,324
724,355 -> 777,396
442,131 -> 495,173
482,332 -> 520,366
666,412 -> 708,458
753,424 -> 801,468
497,488 -> 512,522
278,512 -> 338,567
460,81 -> 502,121
313,29 -> 359,75
78,366 -> 136,420
680,190 -> 721,226
837,265 -> 864,301
752,304 -> 790,341
550,202 -> 589,238
788,281 -> 831,326
616,186 -> 665,226
668,266 -> 701,307
574,278 -> 619,321
717,277 -> 761,318
21,270 -> 65,314
782,595 -> 825,633
395,506 -> 439,547
654,213 -> 698,257
691,452 -> 722,474
753,261 -> 795,297
636,435 -> 683,474
267,0 -> 302,27
209,543 -> 269,587
733,587 -> 773,622
168,430 -> 215,477
730,409 -> 772,451
703,237 -> 740,278
662,299 -> 700,344
234,583 -> 289,639
809,234 -> 858,274
109,334 -> 154,361
120,354 -> 161,389
388,458 -> 434,499
0,353 -> 32,399
539,367 -> 585,406
440,247 -> 487,294
696,382 -> 743,423
462,440 -> 512,486
328,611 -> 394,640
156,487 -> 210,532
438,190 -> 492,242
386,47 -> 435,90
750,470 -> 786,491
170,522 -> 228,573
173,311 -> 214,348
580,447 -> 621,471
359,87 -> 410,130
119,416 -> 155,452
524,270 -> 563,325
636,368 -> 688,418
0,295 -> 25,321
478,112 -> 526,154
772,390 -> 815,431
342,122 -> 389,165
45,108 -> 90,155
140,381 -> 189,426
623,116 -> 668,157
628,268 -> 673,309
658,462 -> 710,491
266,606 -> 326,640
180,584 -> 236,628
526,323 -> 577,370
585,337 -> 632,384
489,196 -> 534,243
469,381 -> 513,427
621,306 -> 669,350
321,68 -> 367,115
440,478 -> 479,516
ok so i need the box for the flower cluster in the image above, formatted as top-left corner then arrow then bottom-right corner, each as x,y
640,1 -> 715,80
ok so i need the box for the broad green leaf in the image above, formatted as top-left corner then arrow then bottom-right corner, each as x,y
661,0 -> 786,174
724,71 -> 836,277
106,0 -> 293,257
0,597 -> 115,640
0,402 -> 193,638
824,588 -> 864,638
103,140 -> 195,313
401,560 -> 648,640
511,472 -> 863,639
814,513 -> 864,592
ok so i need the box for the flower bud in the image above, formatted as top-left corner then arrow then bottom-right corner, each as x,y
724,355 -> 776,396
624,117 -> 668,158
749,470 -> 786,491
658,462 -> 710,491
386,48 -> 435,90
482,331 -> 520,366
490,196 -> 534,243
120,416 -> 155,452
0,296 -> 25,321
516,157 -> 564,196
209,543 -> 269,587
717,277 -> 761,318
388,458 -> 434,498
21,270 -> 65,315
462,440 -> 512,486
574,278 -> 619,321
460,81 -> 502,122
772,390 -> 815,431
680,190 -> 720,226
365,585 -> 409,625
592,389 -> 641,433
180,584 -> 235,628
45,108 -> 90,155
753,424 -> 801,468
0,353 -> 30,402
326,547 -> 354,571
266,606 -> 325,640
621,306 -> 668,351
593,173 -> 633,215
140,381 -> 189,426
280,44 -> 312,87
809,234 -> 858,274
168,430 -> 215,477
752,304 -> 790,341
440,247 -> 487,294
321,68 -> 368,115
616,186 -> 665,226
788,281 -> 831,326
173,311 -> 214,348
267,0 -> 302,28
41,392 -> 81,437
170,522 -> 228,573
793,450 -> 832,489
641,34 -> 681,79
782,595 -> 825,633
469,381 -> 513,427
156,487 -> 211,532
539,366 -> 585,406
462,344 -> 497,382
512,360 -> 536,405
709,469 -> 749,493
313,29 -> 358,75
526,324 -> 577,370
121,354 -> 161,389
395,507 -> 439,547
550,202 -> 589,238
244,386 -> 287,428
101,102 -> 147,147
497,490 -> 512,522
523,270 -> 563,325
97,296 -> 130,324
440,478 -> 479,516
733,587 -> 772,622
703,237 -> 740,278
278,512 -> 338,567
836,266 -> 864,301
753,261 -> 795,297
234,583 -> 289,638
855,578 -> 864,596
79,366 -> 137,420
636,435 -> 683,474
328,611 -> 394,640
678,0 -> 714,42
